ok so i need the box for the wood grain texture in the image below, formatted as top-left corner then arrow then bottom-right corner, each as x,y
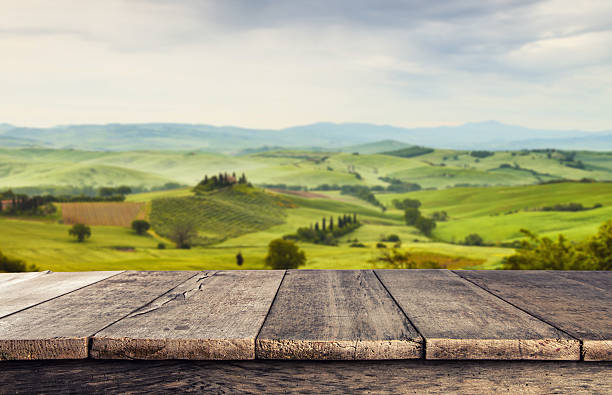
0,270 -> 122,318
0,271 -> 195,360
554,271 -> 612,291
455,270 -> 612,361
91,270 -> 285,360
376,270 -> 579,360
257,270 -> 422,360
1,360 -> 610,394
0,271 -> 50,285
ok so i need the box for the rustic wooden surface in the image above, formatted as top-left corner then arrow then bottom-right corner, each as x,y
257,270 -> 422,360
1,360 -> 610,394
0,270 -> 122,318
0,271 -> 196,360
375,269 -> 580,360
554,270 -> 612,291
455,270 -> 612,361
0,270 -> 49,285
91,270 -> 284,360
0,269 -> 610,362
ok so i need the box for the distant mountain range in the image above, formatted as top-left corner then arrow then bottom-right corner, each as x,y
0,121 -> 610,152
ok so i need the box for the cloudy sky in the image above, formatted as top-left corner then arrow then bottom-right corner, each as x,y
1,0 -> 611,130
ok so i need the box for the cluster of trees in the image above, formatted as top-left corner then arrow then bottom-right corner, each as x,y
0,186 -> 140,216
377,177 -> 422,192
340,185 -> 384,210
558,151 -> 585,169
98,186 -> 132,197
470,150 -> 494,158
503,220 -> 612,270
259,184 -> 305,191
392,198 -> 421,210
6,183 -> 186,199
0,192 -> 57,216
401,199 -> 436,237
284,214 -> 360,245
382,146 -> 434,158
539,202 -> 602,212
194,172 -> 248,193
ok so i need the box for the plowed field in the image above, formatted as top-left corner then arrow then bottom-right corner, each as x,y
61,202 -> 145,227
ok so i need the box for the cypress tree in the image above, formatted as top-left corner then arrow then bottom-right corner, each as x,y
314,222 -> 319,231
329,217 -> 334,231
353,213 -> 357,223
322,217 -> 326,231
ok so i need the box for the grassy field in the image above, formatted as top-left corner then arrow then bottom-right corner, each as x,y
2,148 -> 612,192
0,183 -> 514,271
1,146 -> 610,273
379,182 -> 612,243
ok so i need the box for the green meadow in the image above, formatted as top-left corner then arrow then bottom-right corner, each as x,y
0,146 -> 610,272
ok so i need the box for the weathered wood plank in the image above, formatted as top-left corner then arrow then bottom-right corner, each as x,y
455,270 -> 612,361
257,270 -> 422,360
554,271 -> 612,292
0,270 -> 122,318
1,360 -> 610,394
376,270 -> 579,360
91,270 -> 285,360
0,271 -> 196,360
0,271 -> 50,285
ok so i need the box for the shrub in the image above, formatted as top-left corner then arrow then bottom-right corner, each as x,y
350,242 -> 367,248
131,220 -> 151,235
463,233 -> 484,246
265,239 -> 306,270
0,250 -> 38,272
376,242 -> 387,248
431,211 -> 448,221
157,242 -> 166,249
69,224 -> 91,242
502,221 -> 612,270
382,234 -> 400,242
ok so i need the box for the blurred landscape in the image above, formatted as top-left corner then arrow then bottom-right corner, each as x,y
1,122 -> 611,272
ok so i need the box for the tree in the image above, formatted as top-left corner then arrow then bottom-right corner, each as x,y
463,233 -> 483,246
415,216 -> 436,237
584,220 -> 612,270
265,239 -> 306,270
169,221 -> 198,249
404,207 -> 421,226
69,224 -> 91,242
131,220 -> 151,235
236,252 -> 244,266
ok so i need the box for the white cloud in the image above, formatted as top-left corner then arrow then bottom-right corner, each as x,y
0,0 -> 610,130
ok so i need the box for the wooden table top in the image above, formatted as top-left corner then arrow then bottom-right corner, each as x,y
0,269 -> 610,362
